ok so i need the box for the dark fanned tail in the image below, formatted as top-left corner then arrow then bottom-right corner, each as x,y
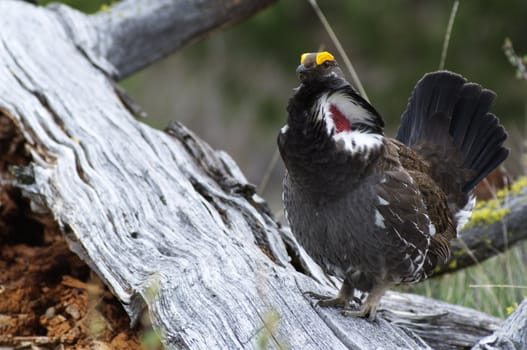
396,71 -> 509,211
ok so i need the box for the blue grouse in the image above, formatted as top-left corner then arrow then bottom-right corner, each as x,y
278,51 -> 509,321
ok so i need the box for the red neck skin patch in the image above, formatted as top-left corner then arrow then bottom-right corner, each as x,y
329,104 -> 351,133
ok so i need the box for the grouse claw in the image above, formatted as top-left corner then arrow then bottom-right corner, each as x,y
303,291 -> 358,309
342,303 -> 378,321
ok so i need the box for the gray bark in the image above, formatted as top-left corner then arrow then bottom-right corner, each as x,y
0,1 -> 525,349
472,298 -> 527,350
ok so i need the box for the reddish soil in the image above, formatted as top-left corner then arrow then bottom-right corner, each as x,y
0,188 -> 145,349
0,112 -> 148,349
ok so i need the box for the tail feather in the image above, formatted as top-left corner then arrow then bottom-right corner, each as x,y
451,87 -> 492,143
396,71 -> 508,201
398,72 -> 465,146
465,145 -> 508,193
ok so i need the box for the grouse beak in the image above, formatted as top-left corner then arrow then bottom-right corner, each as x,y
296,64 -> 309,82
296,64 -> 307,74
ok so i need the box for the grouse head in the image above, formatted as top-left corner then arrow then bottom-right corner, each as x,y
296,51 -> 344,83
279,52 -> 386,192
282,52 -> 384,159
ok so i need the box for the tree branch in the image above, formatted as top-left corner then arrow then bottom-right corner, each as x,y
49,0 -> 276,79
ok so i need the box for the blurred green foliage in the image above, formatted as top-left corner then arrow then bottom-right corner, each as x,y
239,0 -> 527,126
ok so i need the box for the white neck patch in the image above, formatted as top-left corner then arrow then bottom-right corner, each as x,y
315,92 -> 383,156
333,130 -> 383,155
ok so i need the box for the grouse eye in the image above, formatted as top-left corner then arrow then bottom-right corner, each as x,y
322,61 -> 332,68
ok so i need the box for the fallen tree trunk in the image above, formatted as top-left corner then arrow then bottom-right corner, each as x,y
0,1 -> 525,349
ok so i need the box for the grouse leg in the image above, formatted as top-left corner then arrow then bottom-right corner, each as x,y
342,281 -> 391,321
304,278 -> 358,309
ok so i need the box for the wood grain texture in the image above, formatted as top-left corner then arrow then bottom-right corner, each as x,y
472,298 -> 527,350
0,1 -> 525,349
380,292 -> 501,350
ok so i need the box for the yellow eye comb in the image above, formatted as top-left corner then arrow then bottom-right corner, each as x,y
315,51 -> 334,65
300,51 -> 335,66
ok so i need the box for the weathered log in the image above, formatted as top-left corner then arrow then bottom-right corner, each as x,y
379,293 -> 501,350
0,1 -> 525,349
472,298 -> 527,350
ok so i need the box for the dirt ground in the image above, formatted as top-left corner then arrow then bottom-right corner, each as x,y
0,187 -> 147,350
0,111 -> 158,349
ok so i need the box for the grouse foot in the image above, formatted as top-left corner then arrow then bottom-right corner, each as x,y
304,291 -> 355,308
304,279 -> 360,308
341,282 -> 391,321
342,302 -> 378,321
